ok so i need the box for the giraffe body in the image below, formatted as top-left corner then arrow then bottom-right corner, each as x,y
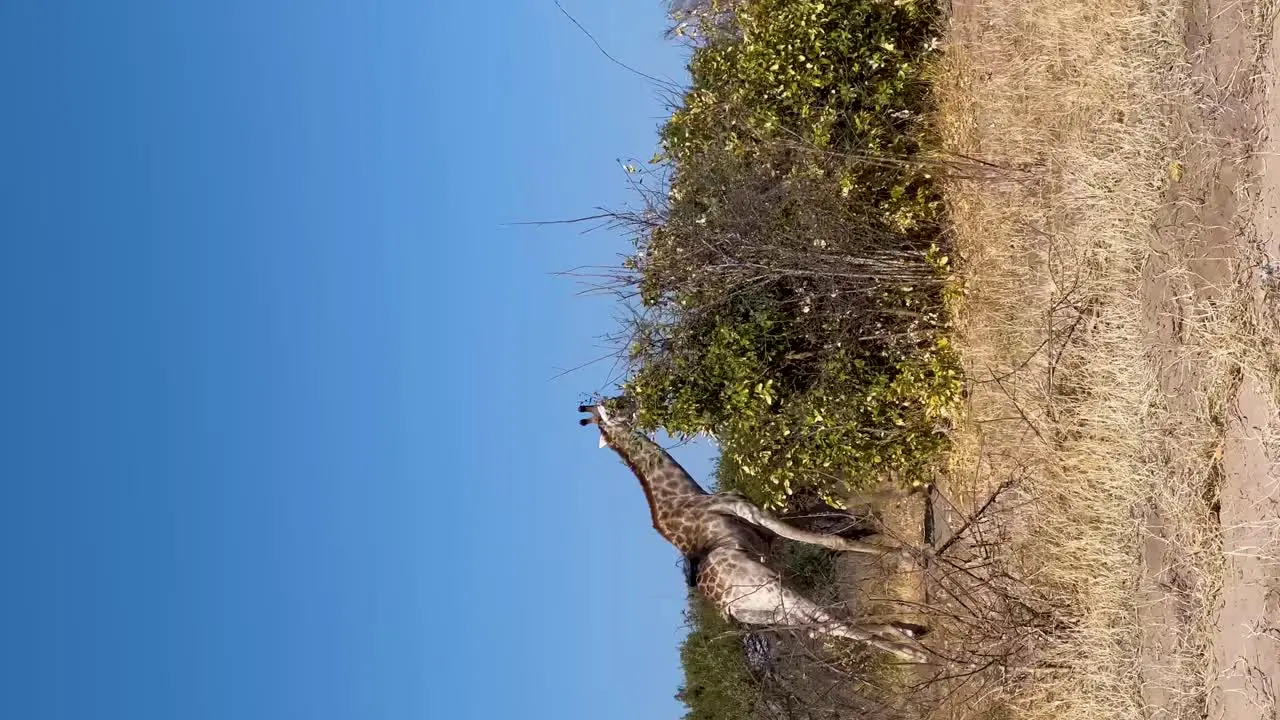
579,400 -> 929,664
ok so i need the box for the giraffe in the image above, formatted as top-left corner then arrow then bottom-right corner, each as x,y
578,398 -> 930,664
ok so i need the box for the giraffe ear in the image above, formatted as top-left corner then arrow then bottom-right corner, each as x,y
598,433 -> 609,449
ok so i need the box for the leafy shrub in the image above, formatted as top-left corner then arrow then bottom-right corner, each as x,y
638,2 -> 960,713
775,541 -> 840,598
630,302 -> 959,508
674,501 -> 871,720
661,0 -> 938,161
606,0 -> 958,511
677,596 -> 758,720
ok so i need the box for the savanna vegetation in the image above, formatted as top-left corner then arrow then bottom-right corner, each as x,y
585,2 -> 959,717
675,471 -> 909,720
578,0 -> 1280,718
607,0 -> 959,514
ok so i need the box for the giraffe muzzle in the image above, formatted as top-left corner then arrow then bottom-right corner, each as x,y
577,406 -> 611,447
577,403 -> 612,423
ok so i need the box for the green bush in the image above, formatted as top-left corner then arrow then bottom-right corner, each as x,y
630,0 -> 959,715
676,541 -> 851,720
675,502 -> 868,720
613,0 -> 957,511
677,596 -> 758,720
663,0 -> 941,226
775,541 -> 840,598
629,294 -> 958,507
661,0 -> 938,161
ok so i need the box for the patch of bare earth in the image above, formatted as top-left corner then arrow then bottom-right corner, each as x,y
914,0 -> 1280,719
1209,2 -> 1280,716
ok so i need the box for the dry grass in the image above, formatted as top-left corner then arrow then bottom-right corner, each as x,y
917,0 -> 1280,718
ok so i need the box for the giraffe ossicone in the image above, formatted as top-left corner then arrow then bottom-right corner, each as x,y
577,397 -> 929,664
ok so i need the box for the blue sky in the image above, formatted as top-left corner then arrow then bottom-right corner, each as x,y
0,2 -> 717,718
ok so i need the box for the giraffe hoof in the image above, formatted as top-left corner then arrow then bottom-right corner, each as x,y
891,621 -> 929,639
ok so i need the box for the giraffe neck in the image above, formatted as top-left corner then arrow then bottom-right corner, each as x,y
605,429 -> 707,529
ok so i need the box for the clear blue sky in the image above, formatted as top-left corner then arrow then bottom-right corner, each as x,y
0,2 -> 717,718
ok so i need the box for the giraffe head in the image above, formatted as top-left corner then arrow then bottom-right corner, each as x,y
578,396 -> 637,448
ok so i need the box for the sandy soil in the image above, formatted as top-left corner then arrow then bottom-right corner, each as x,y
1209,5 -> 1280,716
1141,2 -> 1280,717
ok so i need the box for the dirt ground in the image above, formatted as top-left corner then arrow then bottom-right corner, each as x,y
1148,1 -> 1280,717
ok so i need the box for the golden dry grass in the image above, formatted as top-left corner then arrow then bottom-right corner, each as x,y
920,0 -> 1280,719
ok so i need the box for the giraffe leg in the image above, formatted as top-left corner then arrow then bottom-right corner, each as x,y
696,547 -> 929,664
855,622 -> 929,645
707,494 -> 912,560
